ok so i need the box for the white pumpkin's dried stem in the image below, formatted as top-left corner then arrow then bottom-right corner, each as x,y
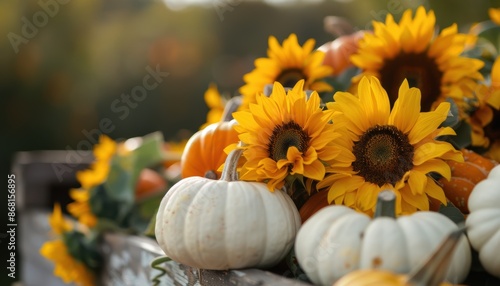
374,189 -> 396,218
405,224 -> 467,286
220,148 -> 243,182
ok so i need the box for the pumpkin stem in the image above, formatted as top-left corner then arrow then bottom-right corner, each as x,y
374,190 -> 396,218
204,170 -> 218,180
220,148 -> 243,182
405,224 -> 467,286
221,96 -> 242,122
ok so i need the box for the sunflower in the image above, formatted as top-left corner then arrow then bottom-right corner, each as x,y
40,204 -> 95,286
239,33 -> 333,109
482,57 -> 500,161
67,135 -> 117,228
489,7 -> 500,25
351,6 -> 484,115
319,76 -> 463,215
200,83 -> 227,130
232,80 -> 341,191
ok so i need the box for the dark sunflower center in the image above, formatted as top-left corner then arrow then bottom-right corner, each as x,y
379,52 -> 443,111
485,108 -> 500,140
276,68 -> 307,88
352,125 -> 414,186
268,121 -> 310,161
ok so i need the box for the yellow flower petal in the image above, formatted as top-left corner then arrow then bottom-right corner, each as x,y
322,76 -> 462,215
235,81 -> 340,192
351,5 -> 484,152
408,102 -> 450,144
40,240 -> 95,286
239,33 -> 333,108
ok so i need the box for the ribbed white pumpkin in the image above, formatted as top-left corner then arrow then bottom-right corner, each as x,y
295,190 -> 471,286
466,164 -> 500,278
155,149 -> 301,270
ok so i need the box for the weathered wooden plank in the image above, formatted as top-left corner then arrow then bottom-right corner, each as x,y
100,232 -> 311,286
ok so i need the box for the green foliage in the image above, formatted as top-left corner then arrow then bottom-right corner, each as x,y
89,132 -> 166,233
150,256 -> 172,286
63,229 -> 102,273
438,203 -> 466,225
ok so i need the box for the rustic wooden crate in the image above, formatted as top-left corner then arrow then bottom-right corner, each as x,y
100,232 -> 309,286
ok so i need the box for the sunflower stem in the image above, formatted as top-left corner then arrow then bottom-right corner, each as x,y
374,190 -> 396,218
221,96 -> 242,122
220,148 -> 243,182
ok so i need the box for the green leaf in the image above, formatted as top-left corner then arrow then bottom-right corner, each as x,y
439,120 -> 472,150
127,132 -> 167,183
128,191 -> 165,233
440,98 -> 460,128
438,203 -> 465,225
104,131 -> 166,203
63,229 -> 102,272
103,158 -> 135,203
93,131 -> 166,226
285,179 -> 310,210
89,184 -> 132,226
143,210 -> 157,239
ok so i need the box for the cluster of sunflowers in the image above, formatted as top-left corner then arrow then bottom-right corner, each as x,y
41,5 -> 500,286
208,6 -> 500,216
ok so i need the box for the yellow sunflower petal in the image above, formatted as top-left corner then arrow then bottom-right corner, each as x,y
40,240 -> 95,286
489,8 -> 500,25
356,183 -> 381,211
389,81 -> 420,133
351,5 -> 483,152
327,175 -> 365,204
235,81 -> 340,191
413,158 -> 452,180
408,101 -> 450,144
49,203 -> 72,235
407,170 -> 428,196
239,33 -> 333,109
400,185 -> 429,210
322,76 -> 462,215
424,178 -> 447,205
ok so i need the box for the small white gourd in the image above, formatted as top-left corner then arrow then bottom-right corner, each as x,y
466,164 -> 500,278
294,190 -> 471,286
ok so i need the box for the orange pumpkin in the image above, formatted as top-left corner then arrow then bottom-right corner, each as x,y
299,190 -> 329,223
180,120 -> 239,180
428,196 -> 444,212
438,149 -> 498,214
317,30 -> 366,76
135,168 -> 167,199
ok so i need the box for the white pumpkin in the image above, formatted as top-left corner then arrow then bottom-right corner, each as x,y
466,164 -> 500,278
295,190 -> 471,286
155,149 -> 301,270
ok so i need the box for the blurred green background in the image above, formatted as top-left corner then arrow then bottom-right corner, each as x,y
2,0 -> 499,174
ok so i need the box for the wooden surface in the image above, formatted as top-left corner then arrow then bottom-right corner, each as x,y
100,232 -> 310,286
